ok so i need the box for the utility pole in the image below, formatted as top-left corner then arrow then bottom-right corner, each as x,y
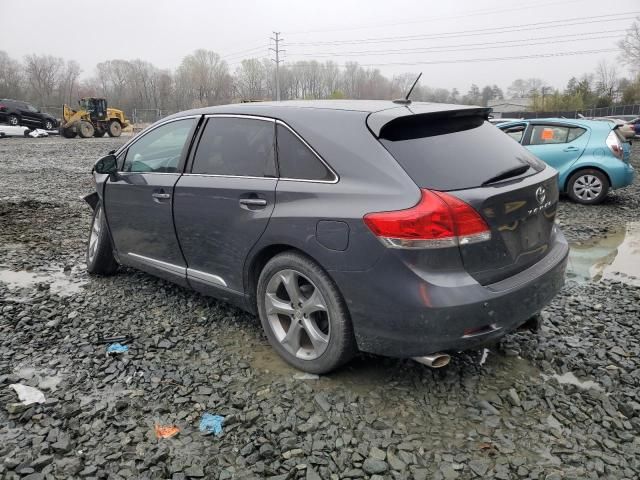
270,32 -> 284,101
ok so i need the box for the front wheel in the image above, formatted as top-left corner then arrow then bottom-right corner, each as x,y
86,203 -> 118,275
567,169 -> 609,205
77,121 -> 95,138
107,120 -> 122,137
43,119 -> 54,130
256,252 -> 356,374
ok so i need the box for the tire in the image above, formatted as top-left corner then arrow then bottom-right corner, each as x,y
256,251 -> 356,374
567,169 -> 610,205
77,121 -> 95,138
8,114 -> 19,126
60,126 -> 77,139
86,202 -> 118,275
43,119 -> 54,130
107,120 -> 122,137
93,128 -> 106,137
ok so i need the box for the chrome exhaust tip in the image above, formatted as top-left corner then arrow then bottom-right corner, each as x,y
412,353 -> 451,368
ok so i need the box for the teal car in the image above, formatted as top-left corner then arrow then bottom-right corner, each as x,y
498,118 -> 634,204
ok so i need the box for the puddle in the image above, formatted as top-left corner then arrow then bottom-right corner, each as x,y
542,371 -> 603,392
567,222 -> 640,286
0,267 -> 86,296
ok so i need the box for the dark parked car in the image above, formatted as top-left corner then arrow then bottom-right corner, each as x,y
85,100 -> 568,373
0,98 -> 58,130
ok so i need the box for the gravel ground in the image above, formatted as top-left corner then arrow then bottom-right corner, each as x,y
0,136 -> 639,480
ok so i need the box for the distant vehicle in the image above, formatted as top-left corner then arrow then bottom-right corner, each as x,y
60,97 -> 129,138
626,117 -> 640,136
498,118 -> 634,204
0,99 -> 58,130
84,100 -> 568,373
591,117 -> 635,139
605,114 -> 637,122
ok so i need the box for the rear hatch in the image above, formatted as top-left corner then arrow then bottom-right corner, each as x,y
370,108 -> 559,285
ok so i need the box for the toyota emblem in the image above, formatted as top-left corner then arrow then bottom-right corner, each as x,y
535,186 -> 546,205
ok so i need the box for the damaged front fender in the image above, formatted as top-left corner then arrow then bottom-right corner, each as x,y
83,192 -> 99,211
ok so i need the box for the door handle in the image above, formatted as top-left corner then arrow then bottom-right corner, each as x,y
239,198 -> 267,207
563,146 -> 579,152
152,193 -> 171,199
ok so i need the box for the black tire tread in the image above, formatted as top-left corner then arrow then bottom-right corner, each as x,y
86,203 -> 118,275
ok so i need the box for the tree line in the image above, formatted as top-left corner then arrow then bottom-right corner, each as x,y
0,17 -> 638,119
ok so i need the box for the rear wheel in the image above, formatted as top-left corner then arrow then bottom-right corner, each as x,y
8,114 -> 19,126
86,203 -> 118,275
567,169 -> 609,205
257,252 -> 356,374
107,120 -> 122,137
77,121 -> 95,138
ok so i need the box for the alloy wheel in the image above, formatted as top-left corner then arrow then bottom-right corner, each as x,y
264,269 -> 330,360
9,116 -> 18,126
573,174 -> 603,201
88,206 -> 102,263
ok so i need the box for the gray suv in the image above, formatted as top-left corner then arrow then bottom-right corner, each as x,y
85,100 -> 568,373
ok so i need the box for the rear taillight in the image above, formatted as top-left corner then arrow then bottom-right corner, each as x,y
0,104 -> 5,111
364,189 -> 491,249
606,130 -> 624,160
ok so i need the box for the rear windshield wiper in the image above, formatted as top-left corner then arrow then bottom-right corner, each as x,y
482,164 -> 530,186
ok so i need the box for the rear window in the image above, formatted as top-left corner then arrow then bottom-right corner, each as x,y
379,116 -> 544,190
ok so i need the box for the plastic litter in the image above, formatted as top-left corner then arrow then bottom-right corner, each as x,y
294,372 -> 320,380
199,413 -> 224,436
27,129 -> 49,138
155,424 -> 180,439
10,384 -> 46,405
106,343 -> 129,354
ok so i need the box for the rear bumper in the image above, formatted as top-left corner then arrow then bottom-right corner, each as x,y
610,162 -> 635,190
331,229 -> 569,357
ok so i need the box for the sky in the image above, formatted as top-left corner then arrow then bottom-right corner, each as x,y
0,0 -> 635,92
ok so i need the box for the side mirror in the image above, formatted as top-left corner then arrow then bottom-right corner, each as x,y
94,154 -> 118,175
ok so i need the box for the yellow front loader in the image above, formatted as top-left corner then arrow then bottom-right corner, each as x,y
60,97 -> 130,138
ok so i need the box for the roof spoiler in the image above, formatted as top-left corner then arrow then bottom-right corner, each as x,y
368,106 -> 492,138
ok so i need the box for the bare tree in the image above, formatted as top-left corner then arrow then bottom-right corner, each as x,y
59,60 -> 81,105
175,49 -> 230,108
595,60 -> 618,98
618,17 -> 640,73
23,54 -> 64,105
235,59 -> 267,100
0,51 -> 23,99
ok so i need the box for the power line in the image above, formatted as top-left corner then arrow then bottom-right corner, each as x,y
220,44 -> 269,60
282,48 -> 617,68
286,12 -> 638,47
287,33 -> 622,59
284,0 -> 583,36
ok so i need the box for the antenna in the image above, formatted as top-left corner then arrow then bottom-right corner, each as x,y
393,72 -> 422,105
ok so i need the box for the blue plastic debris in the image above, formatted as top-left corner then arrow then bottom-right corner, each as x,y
106,343 -> 129,354
199,413 -> 224,436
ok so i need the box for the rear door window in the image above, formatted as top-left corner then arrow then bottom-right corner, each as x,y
379,116 -> 544,190
276,124 -> 334,181
529,124 -> 586,145
191,117 -> 276,177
